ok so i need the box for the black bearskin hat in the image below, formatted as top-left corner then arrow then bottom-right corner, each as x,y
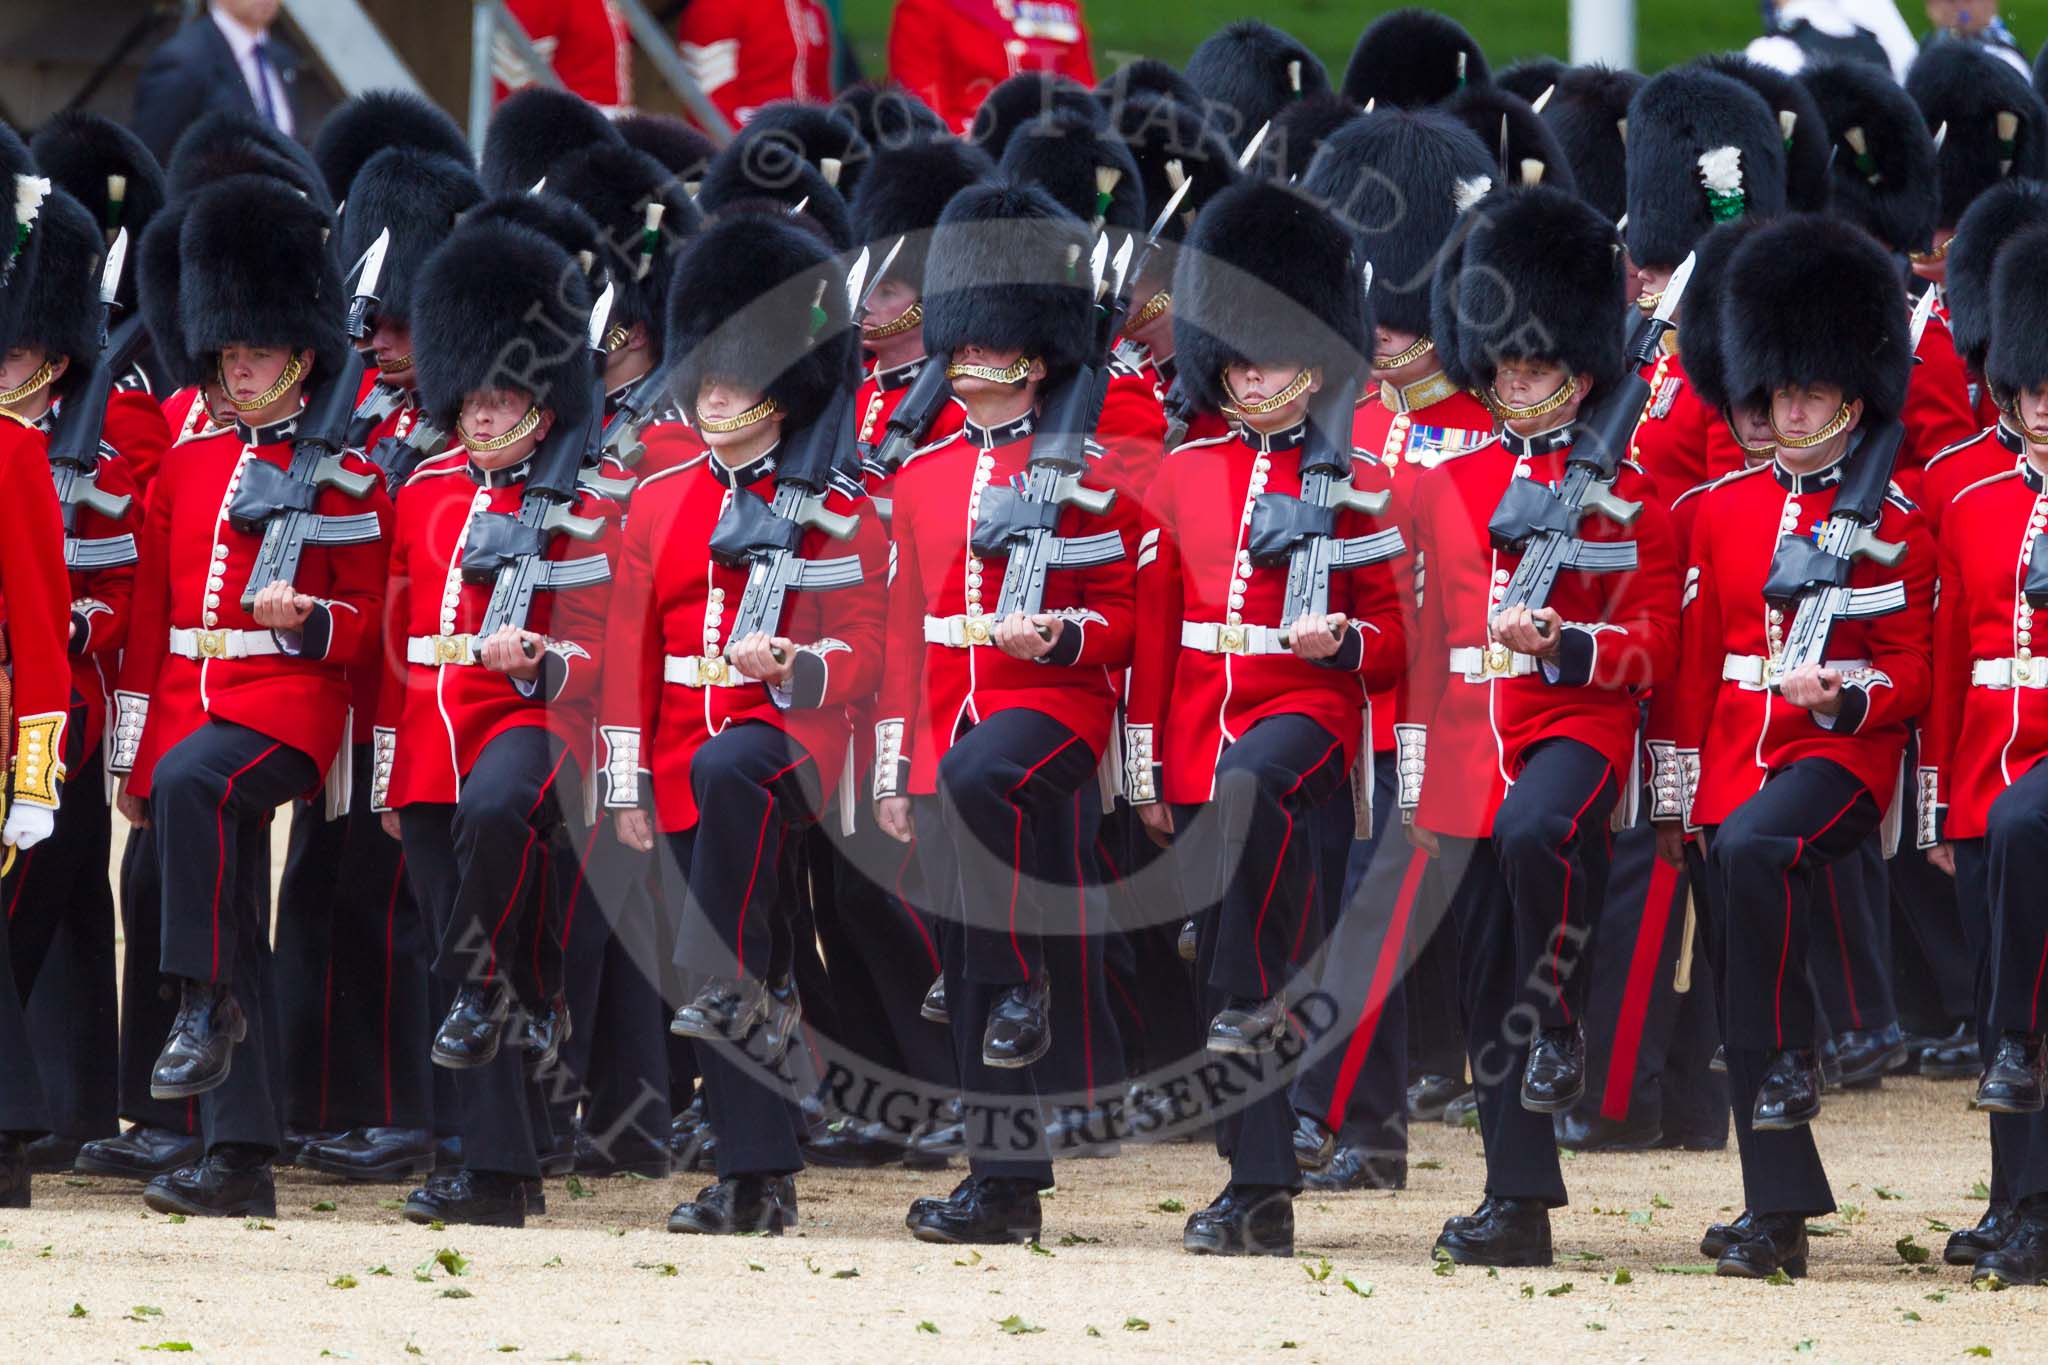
462,193 -> 602,276
1304,108 -> 1495,339
1260,91 -> 1360,183
312,89 -> 472,204
1000,110 -> 1146,234
1626,68 -> 1787,270
664,209 -> 857,430
1497,57 -> 1566,106
1542,64 -> 1642,225
695,140 -> 853,250
1723,213 -> 1911,426
1946,177 -> 2048,372
733,101 -> 873,197
1802,59 -> 1939,254
1985,221 -> 2048,402
1436,184 -> 1627,395
1342,8 -> 1490,111
1446,84 -> 1578,195
1696,53 -> 1831,214
849,136 -> 994,289
546,143 -> 701,354
1095,59 -> 1201,127
969,73 -> 1102,160
29,111 -> 165,315
480,87 -> 621,196
413,215 -> 596,432
0,123 -> 46,357
15,187 -> 102,392
1907,40 -> 2048,231
175,174 -> 346,381
615,114 -> 716,182
1171,178 -> 1369,418
1676,219 -> 1765,414
836,83 -> 948,152
337,148 -> 482,331
922,180 -> 1096,380
1183,21 -> 1331,155
1112,94 -> 1240,256
166,110 -> 328,208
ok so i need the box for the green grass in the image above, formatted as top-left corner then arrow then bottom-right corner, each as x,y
838,0 -> 2048,83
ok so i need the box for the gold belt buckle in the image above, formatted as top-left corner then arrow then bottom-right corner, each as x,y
1482,642 -> 1514,677
196,629 -> 229,659
963,616 -> 991,646
1217,625 -> 1247,654
435,634 -> 468,665
699,655 -> 727,685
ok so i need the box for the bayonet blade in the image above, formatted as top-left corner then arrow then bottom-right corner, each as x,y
1109,236 -> 1135,303
854,236 -> 905,321
1237,120 -> 1271,170
1909,282 -> 1938,351
1088,233 -> 1109,300
1652,250 -> 1697,328
345,227 -> 391,340
1143,173 -> 1195,243
98,227 -> 128,306
843,244 -> 871,316
587,279 -> 617,352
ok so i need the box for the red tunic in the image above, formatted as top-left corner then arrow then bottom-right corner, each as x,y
677,0 -> 833,129
112,416 -> 389,798
1629,349 -> 1736,505
103,388 -> 171,493
874,410 -> 1136,797
1924,462 -> 2048,840
159,384 -> 222,454
1091,355 -> 1167,506
887,0 -> 1094,135
852,356 -> 965,520
598,452 -> 887,831
498,0 -> 632,109
1653,460 -> 1933,828
0,416 -> 75,806
373,457 -> 619,809
1407,428 -> 1680,838
1921,423 -> 2023,539
1124,420 -> 1407,806
1349,376 -> 1496,752
1898,312 -> 1979,506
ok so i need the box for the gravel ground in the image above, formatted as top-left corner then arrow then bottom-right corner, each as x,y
0,1070 -> 2035,1363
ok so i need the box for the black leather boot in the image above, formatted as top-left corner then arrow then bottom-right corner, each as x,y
25,1134 -> 82,1175
1833,1024 -> 1908,1088
149,980 -> 247,1099
1715,1212 -> 1809,1278
402,1169 -> 527,1228
522,992 -> 571,1073
142,1146 -> 276,1218
1434,1196 -> 1552,1266
1752,1049 -> 1822,1131
431,981 -> 514,1069
1947,1202 -> 2016,1265
1406,1073 -> 1468,1122
669,976 -> 769,1044
904,1175 -> 1043,1244
919,973 -> 949,1024
0,1135 -> 28,1209
77,1126 -> 205,1181
298,1128 -> 438,1183
981,976 -> 1051,1069
1974,1033 -> 2046,1114
1304,1146 -> 1407,1192
1205,994 -> 1288,1055
1700,1210 -> 1757,1258
667,1175 -> 793,1234
1520,1024 -> 1586,1113
760,978 -> 802,1065
1918,1022 -> 1980,1080
1182,1185 -> 1295,1256
1291,1113 -> 1335,1172
1555,1107 -> 1662,1152
1972,1207 -> 2048,1286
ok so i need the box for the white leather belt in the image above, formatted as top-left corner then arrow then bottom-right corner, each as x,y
168,627 -> 284,661
407,633 -> 481,667
1448,644 -> 1540,681
1972,657 -> 2048,690
664,653 -> 752,688
1721,653 -> 1870,690
1181,620 -> 1291,656
924,613 -> 997,648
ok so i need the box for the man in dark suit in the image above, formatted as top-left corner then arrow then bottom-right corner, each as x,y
132,0 -> 303,165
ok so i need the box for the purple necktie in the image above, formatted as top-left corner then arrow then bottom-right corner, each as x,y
250,40 -> 278,128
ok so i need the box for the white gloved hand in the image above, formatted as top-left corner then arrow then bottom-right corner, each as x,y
2,802 -> 55,852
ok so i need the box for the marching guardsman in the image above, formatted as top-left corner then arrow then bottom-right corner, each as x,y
1127,176 -> 1406,1254
111,172 -> 389,1219
1181,21 -> 1331,159
0,184 -> 139,1181
1923,219 -> 2048,1282
601,208 -> 887,1231
1285,106 -> 1499,1188
1802,58 -> 1978,502
873,180 -> 1136,1244
887,0 -> 1096,137
1415,185 -> 1680,1267
1539,64 -> 1642,228
1655,215 -> 1932,1278
0,126 -> 83,1208
1622,67 -> 1789,502
286,96 -> 484,1186
376,211 -> 619,1229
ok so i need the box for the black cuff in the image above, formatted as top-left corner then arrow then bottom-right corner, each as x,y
513,649 -> 571,702
1543,625 -> 1596,688
784,649 -> 829,710
1310,624 -> 1365,672
277,602 -> 335,662
68,609 -> 92,657
1827,683 -> 1870,735
1036,618 -> 1084,667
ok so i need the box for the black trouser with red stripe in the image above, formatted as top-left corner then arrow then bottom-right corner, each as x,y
1892,730 -> 1978,1034
1979,757 -> 2048,1038
1450,738 -> 1620,1206
277,744 -> 434,1134
117,824 -> 196,1135
1291,756 -> 1428,1155
1034,802 -> 1127,1131
1953,840 -> 2047,1206
1808,834 -> 1896,1039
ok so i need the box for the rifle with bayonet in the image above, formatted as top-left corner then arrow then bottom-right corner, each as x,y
335,228 -> 453,494
708,247 -> 883,655
1760,289 -> 1937,687
46,227 -> 139,571
1485,251 -> 1703,625
1160,123 -> 1269,450
459,283 -> 617,643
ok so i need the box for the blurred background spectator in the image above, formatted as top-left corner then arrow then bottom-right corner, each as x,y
677,0 -> 837,128
494,0 -> 634,112
886,0 -> 1092,133
131,0 -> 302,163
